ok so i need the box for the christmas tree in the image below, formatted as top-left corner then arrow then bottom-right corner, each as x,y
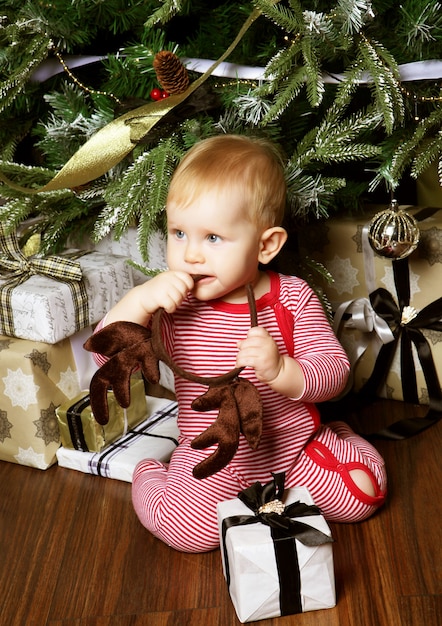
0,0 -> 441,271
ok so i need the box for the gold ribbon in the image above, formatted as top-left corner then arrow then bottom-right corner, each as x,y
0,5 -> 272,194
0,224 -> 89,336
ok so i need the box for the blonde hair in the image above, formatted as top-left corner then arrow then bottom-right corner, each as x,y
167,134 -> 287,228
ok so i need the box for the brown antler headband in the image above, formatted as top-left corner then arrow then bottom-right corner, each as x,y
84,283 -> 263,479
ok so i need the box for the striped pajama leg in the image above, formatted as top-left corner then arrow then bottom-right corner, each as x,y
286,421 -> 387,522
131,441 -> 244,553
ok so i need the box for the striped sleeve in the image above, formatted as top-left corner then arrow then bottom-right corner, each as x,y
279,276 -> 350,403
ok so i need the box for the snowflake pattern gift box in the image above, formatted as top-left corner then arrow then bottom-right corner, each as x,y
0,332 -> 94,469
300,206 -> 442,404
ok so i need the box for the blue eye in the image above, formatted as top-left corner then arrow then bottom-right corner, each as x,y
208,234 -> 220,243
175,230 -> 185,239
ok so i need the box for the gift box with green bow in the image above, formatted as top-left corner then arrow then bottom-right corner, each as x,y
0,225 -> 134,343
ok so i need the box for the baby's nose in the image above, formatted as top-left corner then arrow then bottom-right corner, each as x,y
184,242 -> 204,263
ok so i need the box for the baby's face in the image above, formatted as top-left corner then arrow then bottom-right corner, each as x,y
166,189 -> 263,303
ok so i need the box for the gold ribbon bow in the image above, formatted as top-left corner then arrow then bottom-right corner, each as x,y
0,224 -> 89,336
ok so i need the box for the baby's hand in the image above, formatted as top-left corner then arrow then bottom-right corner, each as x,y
236,326 -> 283,384
142,270 -> 195,314
105,270 -> 196,326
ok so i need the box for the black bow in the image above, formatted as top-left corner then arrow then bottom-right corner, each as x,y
360,256 -> 442,438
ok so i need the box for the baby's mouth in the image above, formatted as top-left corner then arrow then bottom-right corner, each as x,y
192,274 -> 210,283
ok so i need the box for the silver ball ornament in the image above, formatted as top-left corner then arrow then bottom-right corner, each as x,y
367,200 -> 420,259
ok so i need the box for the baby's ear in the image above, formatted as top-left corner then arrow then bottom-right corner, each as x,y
258,227 -> 288,265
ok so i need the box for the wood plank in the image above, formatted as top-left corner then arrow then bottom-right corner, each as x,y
1,399 -> 440,626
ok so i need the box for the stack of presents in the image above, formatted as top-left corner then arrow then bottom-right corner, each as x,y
1,196 -> 440,623
0,224 -> 179,477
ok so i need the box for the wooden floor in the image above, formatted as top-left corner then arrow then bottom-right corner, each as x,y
1,398 -> 441,626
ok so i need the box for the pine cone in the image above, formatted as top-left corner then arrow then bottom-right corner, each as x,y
153,51 -> 190,95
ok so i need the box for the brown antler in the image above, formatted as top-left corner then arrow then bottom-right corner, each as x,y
191,385 -> 241,479
191,376 -> 262,479
84,322 -> 160,425
84,283 -> 263,477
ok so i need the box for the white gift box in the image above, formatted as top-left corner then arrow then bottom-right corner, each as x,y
76,227 -> 167,285
56,397 -> 179,481
217,485 -> 335,623
1,251 -> 134,343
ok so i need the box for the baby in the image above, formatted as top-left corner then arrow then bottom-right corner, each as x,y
94,134 -> 387,552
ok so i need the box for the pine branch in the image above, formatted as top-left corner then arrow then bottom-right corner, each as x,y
384,107 -> 442,186
144,0 -> 186,28
262,38 -> 303,87
334,0 -> 374,36
411,133 -> 442,179
357,35 -> 404,134
0,196 -> 36,232
33,84 -> 114,169
0,33 -> 51,113
98,136 -> 184,261
285,164 -> 347,219
315,107 -> 383,162
301,33 -> 325,107
0,160 -> 57,192
332,57 -> 366,111
398,1 -> 442,60
261,66 -> 307,122
253,0 -> 304,34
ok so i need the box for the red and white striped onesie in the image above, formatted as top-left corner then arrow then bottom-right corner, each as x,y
97,271 -> 387,552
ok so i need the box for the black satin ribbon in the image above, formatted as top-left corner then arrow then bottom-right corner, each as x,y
359,209 -> 442,438
95,405 -> 179,476
66,394 -> 91,452
221,473 -> 333,616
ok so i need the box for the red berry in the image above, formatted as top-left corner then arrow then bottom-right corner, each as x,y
161,90 -> 169,98
150,88 -> 162,101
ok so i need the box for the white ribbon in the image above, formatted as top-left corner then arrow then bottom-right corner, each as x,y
332,223 -> 396,397
334,297 -> 394,355
333,297 -> 395,397
31,56 -> 442,84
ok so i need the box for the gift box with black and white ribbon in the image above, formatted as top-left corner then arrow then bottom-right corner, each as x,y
299,206 -> 442,407
217,473 -> 335,623
56,397 -> 179,481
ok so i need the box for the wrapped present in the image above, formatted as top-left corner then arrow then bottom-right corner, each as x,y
217,473 -> 335,623
56,376 -> 148,452
0,327 -> 98,469
56,397 -> 179,481
72,226 -> 167,285
0,225 -> 134,343
300,206 -> 442,406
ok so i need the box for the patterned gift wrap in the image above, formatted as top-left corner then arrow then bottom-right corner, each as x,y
74,227 -> 167,286
56,397 -> 179,481
300,206 -> 442,404
56,377 -> 148,452
217,476 -> 335,623
0,330 -> 97,469
0,245 -> 134,344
